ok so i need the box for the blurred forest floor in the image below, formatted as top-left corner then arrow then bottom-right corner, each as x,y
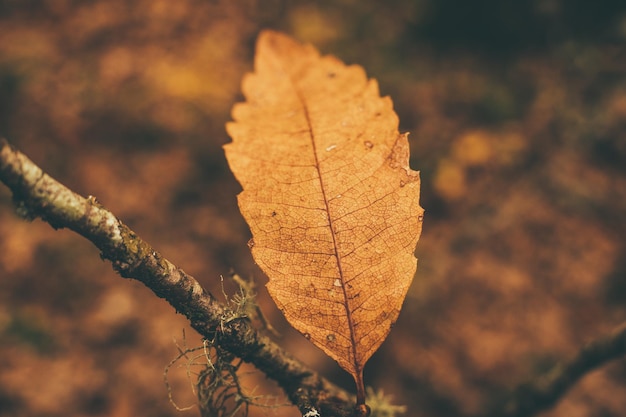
1,1 -> 626,417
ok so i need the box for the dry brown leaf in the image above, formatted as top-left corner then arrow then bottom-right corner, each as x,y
224,30 -> 424,408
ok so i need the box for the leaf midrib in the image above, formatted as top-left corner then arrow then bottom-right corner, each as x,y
291,87 -> 362,376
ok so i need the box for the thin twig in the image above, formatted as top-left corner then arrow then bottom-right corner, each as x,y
0,137 -> 353,417
484,323 -> 626,417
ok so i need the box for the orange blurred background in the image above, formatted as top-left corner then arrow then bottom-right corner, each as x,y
1,1 -> 626,416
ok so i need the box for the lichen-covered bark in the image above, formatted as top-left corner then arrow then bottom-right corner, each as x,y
0,137 -> 353,417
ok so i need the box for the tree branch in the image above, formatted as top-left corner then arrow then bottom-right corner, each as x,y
484,322 -> 626,417
3,137 -> 626,417
0,137 -> 353,417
